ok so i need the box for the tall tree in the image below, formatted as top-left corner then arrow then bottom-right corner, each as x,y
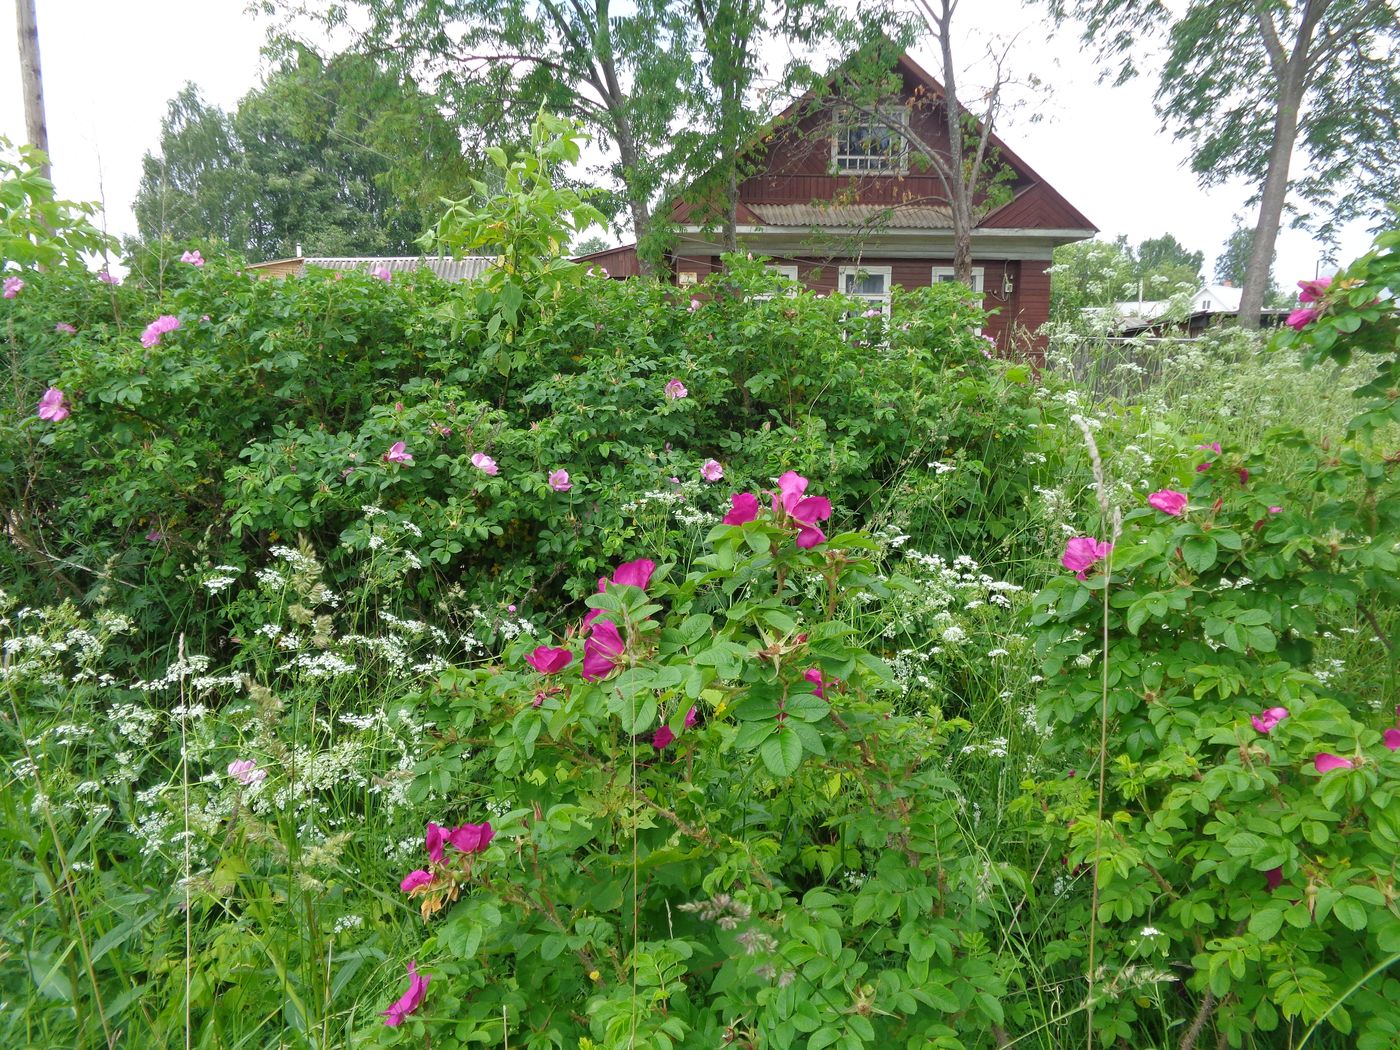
1134,233 -> 1203,286
293,0 -> 694,273
1215,223 -> 1275,287
134,49 -> 475,260
13,0 -> 50,180
1054,0 -> 1400,328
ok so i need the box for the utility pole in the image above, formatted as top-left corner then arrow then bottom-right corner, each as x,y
15,0 -> 51,180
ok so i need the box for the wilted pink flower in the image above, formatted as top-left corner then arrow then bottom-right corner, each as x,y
664,378 -> 688,401
1061,537 -> 1111,580
36,387 -> 69,422
97,269 -> 121,285
140,315 -> 181,348
434,423 -> 451,436
372,265 -> 392,282
862,307 -> 881,318
180,249 -> 205,267
582,618 -> 625,681
669,476 -> 681,484
470,452 -> 499,475
446,821 -> 494,854
1297,276 -> 1332,303
382,441 -> 412,464
1198,442 -> 1221,454
400,869 -> 434,893
548,469 -> 571,491
652,725 -> 675,749
1383,728 -> 1400,752
805,667 -> 826,699
1250,706 -> 1289,734
723,492 -> 760,525
1237,468 -> 1250,485
688,298 -> 701,312
227,758 -> 266,786
54,322 -> 76,334
684,706 -> 697,729
526,646 -> 572,674
1314,753 -> 1355,773
383,961 -> 429,1027
1286,307 -> 1319,332
146,528 -> 163,542
1147,490 -> 1188,516
1265,867 -> 1283,891
700,459 -> 724,482
3,276 -> 24,298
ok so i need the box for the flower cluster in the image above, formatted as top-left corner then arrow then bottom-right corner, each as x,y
723,471 -> 832,549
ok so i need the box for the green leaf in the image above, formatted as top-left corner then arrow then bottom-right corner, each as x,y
759,729 -> 804,777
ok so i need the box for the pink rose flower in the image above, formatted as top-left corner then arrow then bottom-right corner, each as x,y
1297,276 -> 1332,303
723,492 -> 760,525
1250,706 -> 1289,734
526,645 -> 572,674
372,265 -> 392,282
97,269 -> 121,285
227,758 -> 267,785
684,706 -> 698,728
664,378 -> 688,401
700,459 -> 724,482
1313,753 -> 1355,773
805,667 -> 826,699
688,298 -> 701,312
1286,307 -> 1319,331
1268,505 -> 1283,514
3,276 -> 24,298
54,322 -> 76,334
1147,489 -> 1188,516
1265,867 -> 1283,891
382,441 -> 413,464
399,869 -> 435,893
140,315 -> 181,348
548,469 -> 572,491
1061,537 -> 1111,580
1383,728 -> 1400,752
36,387 -> 70,422
180,249 -> 205,267
383,961 -> 429,1027
446,821 -> 494,854
772,471 -> 832,548
470,452 -> 499,476
652,725 -> 675,750
582,618 -> 625,681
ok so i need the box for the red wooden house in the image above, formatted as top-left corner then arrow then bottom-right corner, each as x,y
576,50 -> 1096,357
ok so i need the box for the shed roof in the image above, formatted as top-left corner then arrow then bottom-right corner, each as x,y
247,256 -> 493,282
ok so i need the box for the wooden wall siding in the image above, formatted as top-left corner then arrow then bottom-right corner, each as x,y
576,244 -> 642,278
733,66 -> 1032,213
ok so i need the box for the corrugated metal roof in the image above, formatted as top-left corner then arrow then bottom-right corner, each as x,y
302,256 -> 493,282
747,203 -> 954,229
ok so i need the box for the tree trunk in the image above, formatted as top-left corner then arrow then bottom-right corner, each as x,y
933,0 -> 975,285
15,0 -> 50,180
1239,69 -> 1306,328
614,125 -> 655,277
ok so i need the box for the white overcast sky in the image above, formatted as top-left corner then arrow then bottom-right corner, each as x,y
0,0 -> 1372,281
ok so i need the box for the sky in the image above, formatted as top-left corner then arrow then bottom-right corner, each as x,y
0,0 -> 1372,282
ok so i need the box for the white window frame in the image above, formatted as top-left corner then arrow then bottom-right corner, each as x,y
766,264 -> 799,281
831,107 -> 910,175
839,264 -> 893,317
931,266 -> 985,294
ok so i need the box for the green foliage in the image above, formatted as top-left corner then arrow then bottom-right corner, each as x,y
0,139 -> 115,268
1024,231 -> 1400,1043
132,48 -> 476,261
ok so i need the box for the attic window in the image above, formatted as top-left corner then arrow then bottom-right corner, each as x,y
832,107 -> 909,174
